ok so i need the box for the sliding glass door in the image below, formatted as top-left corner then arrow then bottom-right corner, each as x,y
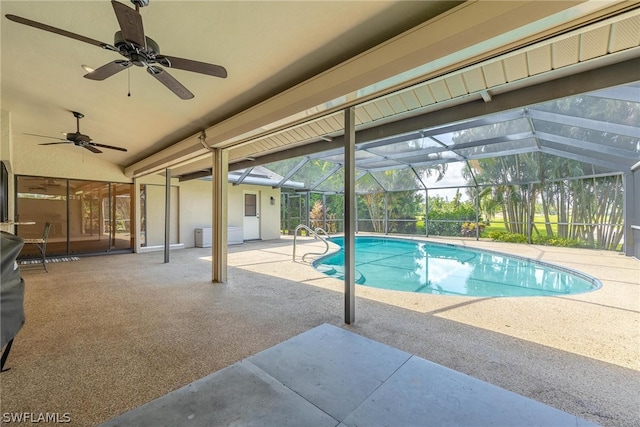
15,176 -> 133,258
15,176 -> 68,257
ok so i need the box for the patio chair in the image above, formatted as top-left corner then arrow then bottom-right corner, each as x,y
23,222 -> 50,272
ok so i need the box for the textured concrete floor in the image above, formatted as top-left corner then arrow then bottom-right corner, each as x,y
99,324 -> 598,427
1,236 -> 638,426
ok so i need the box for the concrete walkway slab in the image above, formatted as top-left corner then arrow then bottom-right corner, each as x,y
342,355 -> 597,427
98,359 -> 338,427
100,323 -> 597,427
249,323 -> 411,420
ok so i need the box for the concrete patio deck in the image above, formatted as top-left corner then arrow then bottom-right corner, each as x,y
1,236 -> 638,426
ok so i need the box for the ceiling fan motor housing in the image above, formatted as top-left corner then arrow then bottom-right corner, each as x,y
66,132 -> 91,144
114,31 -> 161,66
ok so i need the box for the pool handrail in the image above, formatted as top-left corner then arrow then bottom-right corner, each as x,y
292,224 -> 330,263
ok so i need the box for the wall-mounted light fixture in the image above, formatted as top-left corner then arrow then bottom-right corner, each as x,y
270,196 -> 276,205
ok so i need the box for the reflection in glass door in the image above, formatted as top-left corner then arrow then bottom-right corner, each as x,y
15,176 -> 68,257
69,180 -> 111,254
111,183 -> 133,251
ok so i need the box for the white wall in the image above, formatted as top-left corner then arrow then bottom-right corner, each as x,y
139,178 -> 282,248
228,183 -> 281,241
179,179 -> 213,247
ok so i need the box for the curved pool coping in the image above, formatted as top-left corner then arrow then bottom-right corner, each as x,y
313,235 -> 603,296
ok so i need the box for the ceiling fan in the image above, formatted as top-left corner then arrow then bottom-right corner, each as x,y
25,111 -> 128,154
5,0 -> 227,100
24,178 -> 62,187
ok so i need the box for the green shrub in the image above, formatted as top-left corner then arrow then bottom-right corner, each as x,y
487,231 -> 527,243
487,231 -> 597,248
532,235 -> 595,249
461,221 -> 487,237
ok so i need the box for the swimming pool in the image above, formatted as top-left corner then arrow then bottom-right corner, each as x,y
313,236 -> 601,297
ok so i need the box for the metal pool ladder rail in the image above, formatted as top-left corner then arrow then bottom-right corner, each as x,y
292,225 -> 330,263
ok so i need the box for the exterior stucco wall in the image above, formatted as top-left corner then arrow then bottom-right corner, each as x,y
139,177 -> 281,249
227,183 -> 281,241
179,179 -> 213,247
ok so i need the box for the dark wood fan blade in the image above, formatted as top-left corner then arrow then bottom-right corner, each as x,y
39,142 -> 71,146
84,60 -> 132,80
156,55 -> 227,78
5,14 -> 110,48
147,66 -> 194,100
90,143 -> 128,152
83,145 -> 102,154
111,0 -> 145,47
24,133 -> 66,141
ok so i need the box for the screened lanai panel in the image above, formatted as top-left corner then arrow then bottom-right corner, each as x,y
528,107 -> 640,138
266,157 -> 309,180
468,153 -> 541,185
388,152 -> 462,168
585,83 -> 640,105
531,119 -> 640,155
313,168 -> 345,193
366,137 -> 442,156
356,158 -> 407,170
286,159 -> 336,188
367,168 -> 425,191
322,150 -> 378,164
457,138 -> 539,159
355,172 -> 385,194
539,140 -> 633,171
414,163 -> 472,189
441,117 -> 532,146
537,153 -> 619,179
530,88 -> 640,128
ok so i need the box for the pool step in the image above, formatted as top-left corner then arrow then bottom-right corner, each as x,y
317,265 -> 365,284
315,265 -> 337,275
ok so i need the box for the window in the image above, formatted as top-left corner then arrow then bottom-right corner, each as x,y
244,194 -> 257,216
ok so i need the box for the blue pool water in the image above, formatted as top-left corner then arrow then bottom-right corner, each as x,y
313,237 -> 600,297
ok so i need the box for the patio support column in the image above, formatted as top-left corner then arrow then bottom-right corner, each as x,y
623,169 -> 639,257
475,189 -> 480,241
133,178 -> 140,252
525,184 -> 531,244
164,168 -> 171,263
425,189 -> 429,237
344,106 -> 356,324
306,191 -> 311,228
384,192 -> 388,235
212,148 -> 228,283
322,193 -> 327,231
354,195 -> 358,233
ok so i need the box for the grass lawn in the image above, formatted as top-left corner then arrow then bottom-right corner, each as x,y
482,214 -> 559,237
